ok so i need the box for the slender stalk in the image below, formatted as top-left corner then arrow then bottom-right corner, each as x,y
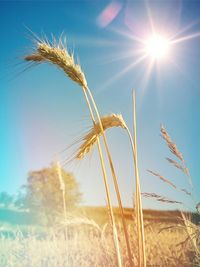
82,88 -> 122,267
120,91 -> 146,267
132,91 -> 146,267
84,85 -> 133,266
126,127 -> 142,266
56,161 -> 67,221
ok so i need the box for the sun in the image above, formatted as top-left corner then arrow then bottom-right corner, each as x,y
144,34 -> 171,60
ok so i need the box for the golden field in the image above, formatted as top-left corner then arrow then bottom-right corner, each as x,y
0,207 -> 199,267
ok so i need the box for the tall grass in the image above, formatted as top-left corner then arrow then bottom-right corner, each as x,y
0,213 -> 195,267
145,124 -> 199,265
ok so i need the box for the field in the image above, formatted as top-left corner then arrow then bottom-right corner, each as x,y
0,207 -> 199,267
1,5 -> 200,266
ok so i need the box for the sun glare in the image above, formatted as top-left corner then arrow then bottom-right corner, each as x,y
145,34 -> 170,60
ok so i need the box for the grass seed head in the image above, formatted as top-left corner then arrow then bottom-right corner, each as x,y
76,114 -> 127,159
142,192 -> 183,204
160,125 -> 184,162
25,37 -> 87,88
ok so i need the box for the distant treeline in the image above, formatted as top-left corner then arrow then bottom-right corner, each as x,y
0,206 -> 199,226
78,206 -> 200,225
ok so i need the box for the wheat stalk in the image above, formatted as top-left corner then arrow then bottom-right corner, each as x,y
25,36 -> 125,267
81,90 -> 123,267
84,89 -> 134,266
74,98 -> 146,267
56,161 -> 67,221
131,91 -> 146,267
73,111 -> 134,265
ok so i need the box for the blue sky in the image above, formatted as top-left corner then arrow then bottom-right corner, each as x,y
0,0 -> 200,210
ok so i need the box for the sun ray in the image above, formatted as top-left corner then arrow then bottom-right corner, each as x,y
109,26 -> 145,44
145,0 -> 156,35
140,59 -> 155,97
97,54 -> 147,94
171,31 -> 200,44
94,1 -> 200,98
98,49 -> 146,65
170,19 -> 200,40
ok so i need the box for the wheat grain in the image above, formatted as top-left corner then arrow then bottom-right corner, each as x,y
25,38 -> 87,88
76,114 -> 127,159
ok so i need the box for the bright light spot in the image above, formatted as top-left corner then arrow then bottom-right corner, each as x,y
145,34 -> 170,60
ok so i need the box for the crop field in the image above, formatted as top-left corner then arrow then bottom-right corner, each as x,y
1,1 -> 200,267
0,208 -> 199,267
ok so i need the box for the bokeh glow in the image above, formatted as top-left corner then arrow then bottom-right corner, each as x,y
144,34 -> 170,60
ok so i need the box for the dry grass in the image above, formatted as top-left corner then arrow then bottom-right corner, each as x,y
145,125 -> 200,266
0,216 -> 196,267
160,125 -> 193,188
160,125 -> 184,162
142,193 -> 183,204
165,157 -> 190,176
147,170 -> 192,196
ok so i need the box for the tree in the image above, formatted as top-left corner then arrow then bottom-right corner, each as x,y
18,163 -> 82,225
0,192 -> 13,208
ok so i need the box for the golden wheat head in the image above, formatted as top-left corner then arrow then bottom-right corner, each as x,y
25,37 -> 87,88
76,114 -> 127,159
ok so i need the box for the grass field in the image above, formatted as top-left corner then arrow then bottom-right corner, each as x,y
1,33 -> 199,267
0,207 -> 199,267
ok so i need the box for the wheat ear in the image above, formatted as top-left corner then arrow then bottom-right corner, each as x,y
25,38 -> 87,88
25,37 -> 122,267
75,114 -> 126,159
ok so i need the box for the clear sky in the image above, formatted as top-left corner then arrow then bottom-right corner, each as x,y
0,0 -> 200,210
